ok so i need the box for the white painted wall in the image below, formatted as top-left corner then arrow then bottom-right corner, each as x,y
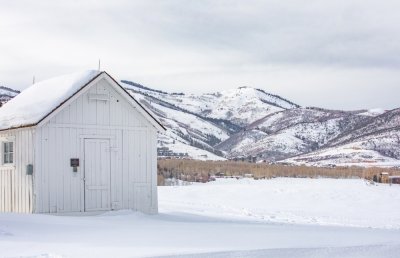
34,77 -> 158,213
0,128 -> 34,213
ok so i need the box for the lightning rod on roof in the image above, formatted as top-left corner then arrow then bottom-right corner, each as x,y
98,59 -> 101,71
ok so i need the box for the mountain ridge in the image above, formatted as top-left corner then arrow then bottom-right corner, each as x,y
1,80 -> 399,167
120,80 -> 399,167
0,86 -> 20,105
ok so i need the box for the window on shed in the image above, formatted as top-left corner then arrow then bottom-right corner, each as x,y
3,142 -> 14,164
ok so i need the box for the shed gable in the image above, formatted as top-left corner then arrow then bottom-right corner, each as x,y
44,78 -> 152,129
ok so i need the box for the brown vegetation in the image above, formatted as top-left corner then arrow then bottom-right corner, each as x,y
157,159 -> 400,185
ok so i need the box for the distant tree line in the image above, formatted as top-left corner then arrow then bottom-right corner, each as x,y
121,80 -> 168,95
157,159 -> 400,185
255,88 -> 300,109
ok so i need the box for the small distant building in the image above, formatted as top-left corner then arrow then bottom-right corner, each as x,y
380,172 -> 390,184
389,176 -> 400,185
0,71 -> 166,214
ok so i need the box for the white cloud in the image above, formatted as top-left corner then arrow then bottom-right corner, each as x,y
1,0 -> 399,110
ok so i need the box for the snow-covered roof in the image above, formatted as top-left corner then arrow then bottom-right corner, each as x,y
0,70 -> 166,131
0,70 -> 102,130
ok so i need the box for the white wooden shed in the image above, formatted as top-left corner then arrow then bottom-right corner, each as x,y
0,71 -> 165,214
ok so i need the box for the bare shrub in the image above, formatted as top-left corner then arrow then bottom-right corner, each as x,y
157,159 -> 400,185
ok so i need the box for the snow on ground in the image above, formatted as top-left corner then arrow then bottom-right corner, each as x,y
159,178 -> 400,229
1,178 -> 400,258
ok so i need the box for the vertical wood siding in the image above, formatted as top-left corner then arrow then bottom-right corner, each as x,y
35,78 -> 158,213
0,167 -> 12,212
0,128 -> 34,213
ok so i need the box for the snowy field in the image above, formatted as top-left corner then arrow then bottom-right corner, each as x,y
1,178 -> 400,258
160,178 -> 400,228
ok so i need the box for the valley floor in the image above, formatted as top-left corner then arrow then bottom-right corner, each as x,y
1,178 -> 400,258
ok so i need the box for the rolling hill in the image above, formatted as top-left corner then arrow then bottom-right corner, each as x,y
2,78 -> 399,167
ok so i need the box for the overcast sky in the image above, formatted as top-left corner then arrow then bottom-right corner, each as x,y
1,0 -> 399,110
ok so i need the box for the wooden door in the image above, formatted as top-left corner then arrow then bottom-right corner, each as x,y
84,138 -> 111,211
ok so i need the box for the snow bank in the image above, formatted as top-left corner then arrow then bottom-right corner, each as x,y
1,178 -> 400,258
159,177 -> 400,229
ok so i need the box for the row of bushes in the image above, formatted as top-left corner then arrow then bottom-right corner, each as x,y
157,159 -> 400,185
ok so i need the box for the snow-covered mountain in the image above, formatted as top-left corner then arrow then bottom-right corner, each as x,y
128,81 -> 400,166
217,106 -> 400,167
0,86 -> 20,105
122,81 -> 298,127
121,80 -> 299,160
216,108 -> 375,160
2,79 -> 399,166
285,109 -> 400,167
121,80 -> 400,167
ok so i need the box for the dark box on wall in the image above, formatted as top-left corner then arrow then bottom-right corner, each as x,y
70,158 -> 79,167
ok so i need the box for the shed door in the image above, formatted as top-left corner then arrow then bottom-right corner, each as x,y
84,139 -> 111,211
